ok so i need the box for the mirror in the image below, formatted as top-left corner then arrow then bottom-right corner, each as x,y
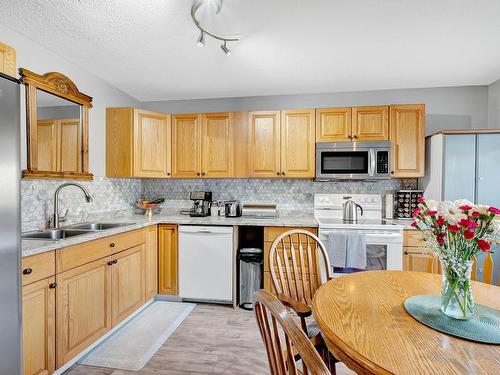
20,68 -> 93,179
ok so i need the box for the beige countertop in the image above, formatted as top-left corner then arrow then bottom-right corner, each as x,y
384,218 -> 416,230
21,210 -> 318,257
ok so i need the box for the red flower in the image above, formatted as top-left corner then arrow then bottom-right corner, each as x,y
410,221 -> 417,227
477,239 -> 491,252
412,208 -> 421,217
427,210 -> 438,216
448,225 -> 460,233
488,207 -> 500,215
464,230 -> 475,240
459,218 -> 479,229
435,216 -> 446,226
459,205 -> 473,211
417,197 -> 425,203
437,236 -> 445,245
471,211 -> 480,218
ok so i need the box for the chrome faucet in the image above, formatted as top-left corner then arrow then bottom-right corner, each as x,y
52,182 -> 93,228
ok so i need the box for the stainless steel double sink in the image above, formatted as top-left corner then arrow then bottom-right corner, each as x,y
22,222 -> 135,241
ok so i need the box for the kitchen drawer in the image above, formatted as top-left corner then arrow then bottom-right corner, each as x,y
264,226 -> 317,242
21,251 -> 56,286
56,228 -> 145,273
403,229 -> 426,248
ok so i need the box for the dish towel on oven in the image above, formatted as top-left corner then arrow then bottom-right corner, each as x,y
327,232 -> 367,269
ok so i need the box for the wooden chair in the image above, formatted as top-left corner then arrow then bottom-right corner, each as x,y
427,252 -> 498,285
269,229 -> 332,336
253,290 -> 331,375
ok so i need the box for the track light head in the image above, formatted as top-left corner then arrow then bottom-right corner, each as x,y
196,31 -> 206,47
221,41 -> 231,56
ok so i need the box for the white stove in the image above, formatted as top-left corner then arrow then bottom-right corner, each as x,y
314,194 -> 403,273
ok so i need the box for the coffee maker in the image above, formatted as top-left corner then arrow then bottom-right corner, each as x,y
189,191 -> 212,217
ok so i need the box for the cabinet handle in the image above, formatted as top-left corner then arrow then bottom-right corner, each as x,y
281,172 -> 285,176
390,171 -> 394,175
353,135 -> 358,139
49,282 -> 57,289
107,260 -> 114,266
202,172 -> 206,176
276,172 -> 280,176
404,251 -> 409,255
347,135 -> 352,140
23,268 -> 32,275
197,172 -> 201,176
110,242 -> 115,248
113,259 -> 118,264
167,172 -> 171,176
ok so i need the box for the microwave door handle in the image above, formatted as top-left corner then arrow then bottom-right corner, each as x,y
368,149 -> 376,176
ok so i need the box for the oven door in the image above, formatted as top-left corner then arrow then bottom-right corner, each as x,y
318,229 -> 403,277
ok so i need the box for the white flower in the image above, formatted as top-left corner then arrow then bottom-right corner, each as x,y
425,199 -> 439,211
437,201 -> 466,225
475,204 -> 490,216
492,219 -> 500,232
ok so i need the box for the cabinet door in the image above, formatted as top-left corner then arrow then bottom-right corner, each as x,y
403,248 -> 432,272
56,257 -> 111,367
443,135 -> 476,202
37,120 -> 57,171
134,110 -> 171,178
390,105 -> 425,177
111,245 -> 146,326
352,106 -> 389,141
58,119 -> 81,173
248,111 -> 281,177
158,225 -> 178,295
145,225 -> 158,301
280,109 -> 316,178
315,107 -> 352,142
202,112 -> 234,178
172,114 -> 201,178
476,133 -> 500,207
22,277 -> 55,375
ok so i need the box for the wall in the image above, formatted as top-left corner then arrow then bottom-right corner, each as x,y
142,86 -> 489,135
0,23 -> 140,176
488,79 -> 500,128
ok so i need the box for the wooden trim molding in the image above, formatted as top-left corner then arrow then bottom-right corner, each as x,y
19,68 -> 93,180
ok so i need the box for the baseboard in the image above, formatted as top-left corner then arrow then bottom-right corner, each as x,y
52,298 -> 155,375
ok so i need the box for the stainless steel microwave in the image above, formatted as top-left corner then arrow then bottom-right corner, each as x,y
315,141 -> 391,180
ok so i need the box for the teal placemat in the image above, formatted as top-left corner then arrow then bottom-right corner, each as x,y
404,295 -> 500,344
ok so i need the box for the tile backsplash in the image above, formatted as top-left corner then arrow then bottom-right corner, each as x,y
21,177 -> 415,232
21,177 -> 142,232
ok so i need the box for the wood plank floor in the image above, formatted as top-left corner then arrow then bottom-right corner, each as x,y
63,303 -> 355,375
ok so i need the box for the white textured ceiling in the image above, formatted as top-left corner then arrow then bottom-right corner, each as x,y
1,0 -> 500,101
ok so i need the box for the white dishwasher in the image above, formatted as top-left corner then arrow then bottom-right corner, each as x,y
178,225 -> 233,303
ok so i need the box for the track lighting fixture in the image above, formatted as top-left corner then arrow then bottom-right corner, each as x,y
191,0 -> 238,56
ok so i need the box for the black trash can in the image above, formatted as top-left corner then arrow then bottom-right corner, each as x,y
238,248 -> 263,310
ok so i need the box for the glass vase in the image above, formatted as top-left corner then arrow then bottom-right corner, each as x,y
440,260 -> 474,320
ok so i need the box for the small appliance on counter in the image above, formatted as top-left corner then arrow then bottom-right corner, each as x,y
241,204 -> 277,219
394,190 -> 423,218
188,191 -> 212,217
224,200 -> 242,217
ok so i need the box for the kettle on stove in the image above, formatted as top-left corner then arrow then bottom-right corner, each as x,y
343,198 -> 364,222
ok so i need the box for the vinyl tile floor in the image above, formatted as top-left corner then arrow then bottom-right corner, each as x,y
63,303 -> 354,375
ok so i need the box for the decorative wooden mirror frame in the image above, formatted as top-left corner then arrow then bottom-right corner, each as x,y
19,68 -> 94,179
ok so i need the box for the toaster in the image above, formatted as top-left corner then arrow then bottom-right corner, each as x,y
224,200 -> 241,217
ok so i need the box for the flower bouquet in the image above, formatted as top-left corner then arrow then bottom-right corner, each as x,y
411,198 -> 500,320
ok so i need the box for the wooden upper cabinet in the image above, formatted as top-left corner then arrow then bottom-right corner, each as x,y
316,108 -> 352,142
202,112 -> 234,178
352,106 -> 389,141
134,110 -> 171,178
56,257 -> 112,367
106,107 -> 171,178
172,114 -> 202,178
111,245 -> 146,326
22,277 -> 55,375
281,109 -> 315,178
390,104 -> 425,177
37,120 -> 57,171
248,111 -> 281,178
59,119 -> 81,172
158,224 -> 178,295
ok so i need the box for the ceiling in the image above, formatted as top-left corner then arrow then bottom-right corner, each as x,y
2,0 -> 500,101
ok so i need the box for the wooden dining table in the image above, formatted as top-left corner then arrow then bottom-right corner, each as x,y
312,271 -> 500,374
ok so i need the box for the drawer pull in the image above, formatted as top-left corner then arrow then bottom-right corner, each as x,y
49,282 -> 57,289
107,260 -> 114,266
404,251 -> 409,255
23,268 -> 33,275
113,259 -> 118,264
110,243 -> 116,248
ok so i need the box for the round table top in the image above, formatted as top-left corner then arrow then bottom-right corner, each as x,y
312,271 -> 500,375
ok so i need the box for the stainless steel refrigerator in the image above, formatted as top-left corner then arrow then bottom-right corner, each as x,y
0,72 -> 22,374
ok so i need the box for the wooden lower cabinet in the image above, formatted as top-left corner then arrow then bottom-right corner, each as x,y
402,229 -> 431,272
145,225 -> 158,300
111,245 -> 146,326
22,277 -> 56,375
158,224 -> 178,295
56,257 -> 112,368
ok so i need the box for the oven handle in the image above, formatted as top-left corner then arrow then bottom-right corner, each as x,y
319,231 -> 402,238
368,149 -> 376,177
